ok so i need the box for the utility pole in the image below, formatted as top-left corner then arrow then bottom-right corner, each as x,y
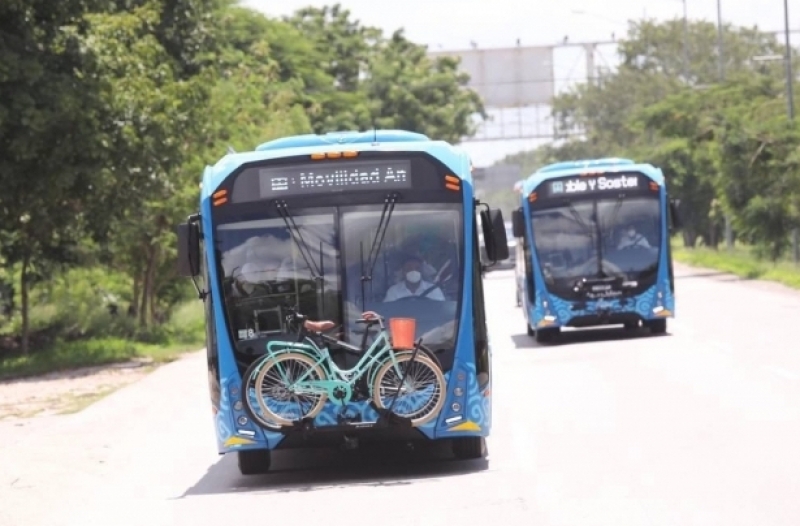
716,0 -> 724,81
785,0 -> 796,122
682,0 -> 689,81
784,0 -> 799,263
717,0 -> 734,250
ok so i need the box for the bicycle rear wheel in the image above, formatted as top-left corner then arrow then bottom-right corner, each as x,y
251,352 -> 328,426
371,352 -> 446,427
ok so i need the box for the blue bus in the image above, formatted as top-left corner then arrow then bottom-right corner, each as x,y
177,129 -> 509,474
511,158 -> 682,343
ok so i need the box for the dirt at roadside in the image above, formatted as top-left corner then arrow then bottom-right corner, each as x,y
0,359 -> 161,421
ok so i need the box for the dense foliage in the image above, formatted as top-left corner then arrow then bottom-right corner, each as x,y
497,18 -> 800,260
0,0 -> 484,357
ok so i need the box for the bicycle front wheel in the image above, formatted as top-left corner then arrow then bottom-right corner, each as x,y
252,352 -> 328,426
371,352 -> 446,427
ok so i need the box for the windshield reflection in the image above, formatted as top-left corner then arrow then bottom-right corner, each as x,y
215,213 -> 340,342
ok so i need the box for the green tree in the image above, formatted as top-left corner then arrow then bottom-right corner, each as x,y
83,4 -> 211,327
0,0 -> 110,352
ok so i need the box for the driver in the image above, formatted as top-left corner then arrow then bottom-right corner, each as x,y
384,255 -> 445,302
617,225 -> 651,249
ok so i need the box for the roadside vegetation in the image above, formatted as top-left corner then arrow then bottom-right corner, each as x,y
492,18 -> 800,288
0,0 -> 484,380
670,240 -> 800,290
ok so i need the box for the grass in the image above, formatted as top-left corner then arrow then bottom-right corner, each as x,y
0,300 -> 206,381
671,239 -> 800,290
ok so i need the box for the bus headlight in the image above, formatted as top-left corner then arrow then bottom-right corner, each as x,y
652,306 -> 672,317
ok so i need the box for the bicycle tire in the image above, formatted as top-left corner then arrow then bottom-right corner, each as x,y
371,352 -> 446,427
251,352 -> 329,426
241,355 -> 279,429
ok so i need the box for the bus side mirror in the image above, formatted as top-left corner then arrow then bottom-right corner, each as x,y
480,208 -> 510,262
669,198 -> 682,231
512,207 -> 525,238
177,222 -> 201,277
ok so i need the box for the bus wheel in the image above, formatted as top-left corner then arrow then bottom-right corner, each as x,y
624,321 -> 639,331
452,436 -> 487,460
526,323 -> 534,336
647,319 -> 667,335
535,327 -> 558,343
237,449 -> 271,475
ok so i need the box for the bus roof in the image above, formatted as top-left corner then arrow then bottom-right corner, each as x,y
201,129 -> 473,198
520,157 -> 665,195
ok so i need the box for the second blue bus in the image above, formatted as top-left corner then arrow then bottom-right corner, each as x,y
512,158 -> 682,343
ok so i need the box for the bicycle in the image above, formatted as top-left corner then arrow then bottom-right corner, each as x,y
240,307 -> 446,429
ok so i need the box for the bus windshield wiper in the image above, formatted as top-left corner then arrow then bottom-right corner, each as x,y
275,200 -> 323,282
565,201 -> 595,243
361,193 -> 398,283
598,195 -> 625,277
565,200 -> 605,278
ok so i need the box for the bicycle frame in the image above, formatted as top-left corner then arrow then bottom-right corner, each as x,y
258,325 -> 407,404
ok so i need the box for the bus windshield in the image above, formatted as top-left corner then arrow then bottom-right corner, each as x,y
213,203 -> 463,352
341,203 -> 462,349
531,195 -> 661,300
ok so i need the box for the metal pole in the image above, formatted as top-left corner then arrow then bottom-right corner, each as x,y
717,0 -> 734,250
785,0 -> 795,121
682,0 -> 689,81
784,0 -> 799,264
716,0 -> 724,80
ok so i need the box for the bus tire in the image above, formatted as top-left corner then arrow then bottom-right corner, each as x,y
237,449 -> 271,475
535,327 -> 558,343
452,436 -> 487,460
647,319 -> 667,334
526,323 -> 534,336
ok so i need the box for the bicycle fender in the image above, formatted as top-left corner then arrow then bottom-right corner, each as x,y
265,340 -> 317,355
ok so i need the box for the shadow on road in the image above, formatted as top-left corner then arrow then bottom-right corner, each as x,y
510,326 -> 670,349
181,440 -> 487,497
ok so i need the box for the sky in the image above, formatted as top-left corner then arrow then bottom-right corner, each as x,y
242,0 -> 797,167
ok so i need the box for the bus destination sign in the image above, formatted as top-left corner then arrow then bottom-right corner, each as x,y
258,159 -> 412,198
544,172 -> 650,199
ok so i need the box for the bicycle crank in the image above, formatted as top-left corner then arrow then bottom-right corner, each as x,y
328,380 -> 352,405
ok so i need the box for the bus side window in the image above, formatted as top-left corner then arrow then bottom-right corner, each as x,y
472,216 -> 490,388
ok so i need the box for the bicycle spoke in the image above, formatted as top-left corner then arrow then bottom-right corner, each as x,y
375,356 -> 444,422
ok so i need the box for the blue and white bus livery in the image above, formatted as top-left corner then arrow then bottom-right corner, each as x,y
511,158 -> 682,343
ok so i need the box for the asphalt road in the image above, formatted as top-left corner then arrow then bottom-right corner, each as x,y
2,263 -> 800,525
